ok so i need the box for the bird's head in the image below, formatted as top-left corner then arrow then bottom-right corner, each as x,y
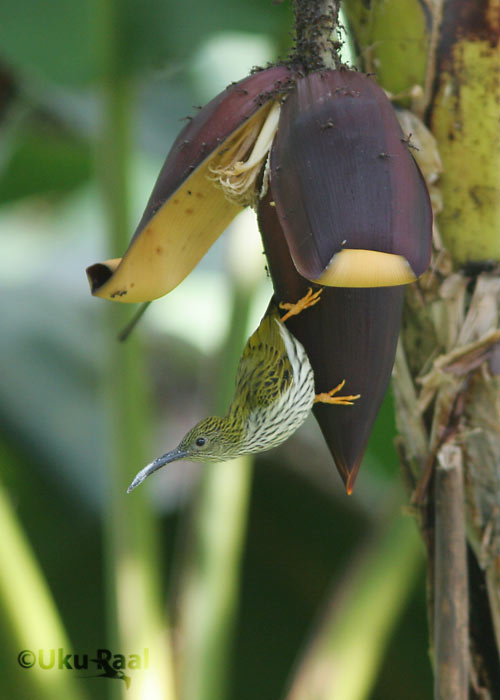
177,415 -> 241,460
127,415 -> 242,492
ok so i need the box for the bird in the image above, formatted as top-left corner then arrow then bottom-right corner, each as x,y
127,288 -> 360,493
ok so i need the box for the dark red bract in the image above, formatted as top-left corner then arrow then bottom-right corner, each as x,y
270,70 -> 432,285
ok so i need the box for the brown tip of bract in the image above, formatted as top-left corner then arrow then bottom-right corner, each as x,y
86,258 -> 122,295
314,249 -> 416,288
333,455 -> 361,495
345,471 -> 357,495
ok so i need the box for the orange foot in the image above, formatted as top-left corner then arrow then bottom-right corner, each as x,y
279,287 -> 322,323
314,379 -> 361,406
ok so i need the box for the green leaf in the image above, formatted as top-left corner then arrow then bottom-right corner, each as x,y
0,0 -> 97,85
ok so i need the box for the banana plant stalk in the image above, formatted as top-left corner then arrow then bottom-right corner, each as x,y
344,1 -> 500,695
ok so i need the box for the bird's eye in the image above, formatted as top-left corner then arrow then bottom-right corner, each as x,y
195,437 -> 206,447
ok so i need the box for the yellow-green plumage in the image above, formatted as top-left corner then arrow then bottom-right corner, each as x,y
127,302 -> 315,492
224,304 -> 315,454
234,306 -> 295,409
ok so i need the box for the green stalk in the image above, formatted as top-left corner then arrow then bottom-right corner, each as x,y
97,2 -> 175,698
342,0 -> 431,97
177,266 -> 255,700
0,478 -> 88,700
285,504 -> 423,700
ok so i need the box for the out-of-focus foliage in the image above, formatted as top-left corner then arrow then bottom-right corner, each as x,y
0,2 -> 432,699
0,0 -> 292,85
0,120 -> 92,203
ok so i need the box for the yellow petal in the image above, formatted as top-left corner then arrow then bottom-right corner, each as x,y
89,163 -> 241,302
314,249 -> 416,288
87,103 -> 280,303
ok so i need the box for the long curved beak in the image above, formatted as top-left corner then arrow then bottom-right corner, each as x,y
126,447 -> 188,493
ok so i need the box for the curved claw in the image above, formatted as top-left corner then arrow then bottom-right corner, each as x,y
314,379 -> 361,406
279,287 -> 323,322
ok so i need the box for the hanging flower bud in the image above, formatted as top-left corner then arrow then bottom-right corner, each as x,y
270,70 -> 432,287
87,66 -> 292,302
258,189 -> 404,492
87,67 -> 432,302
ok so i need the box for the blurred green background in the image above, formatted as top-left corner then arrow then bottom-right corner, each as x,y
0,1 -> 433,698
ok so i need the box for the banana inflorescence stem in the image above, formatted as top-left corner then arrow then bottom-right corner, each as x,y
292,0 -> 342,71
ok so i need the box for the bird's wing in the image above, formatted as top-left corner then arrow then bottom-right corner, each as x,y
234,306 -> 294,410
